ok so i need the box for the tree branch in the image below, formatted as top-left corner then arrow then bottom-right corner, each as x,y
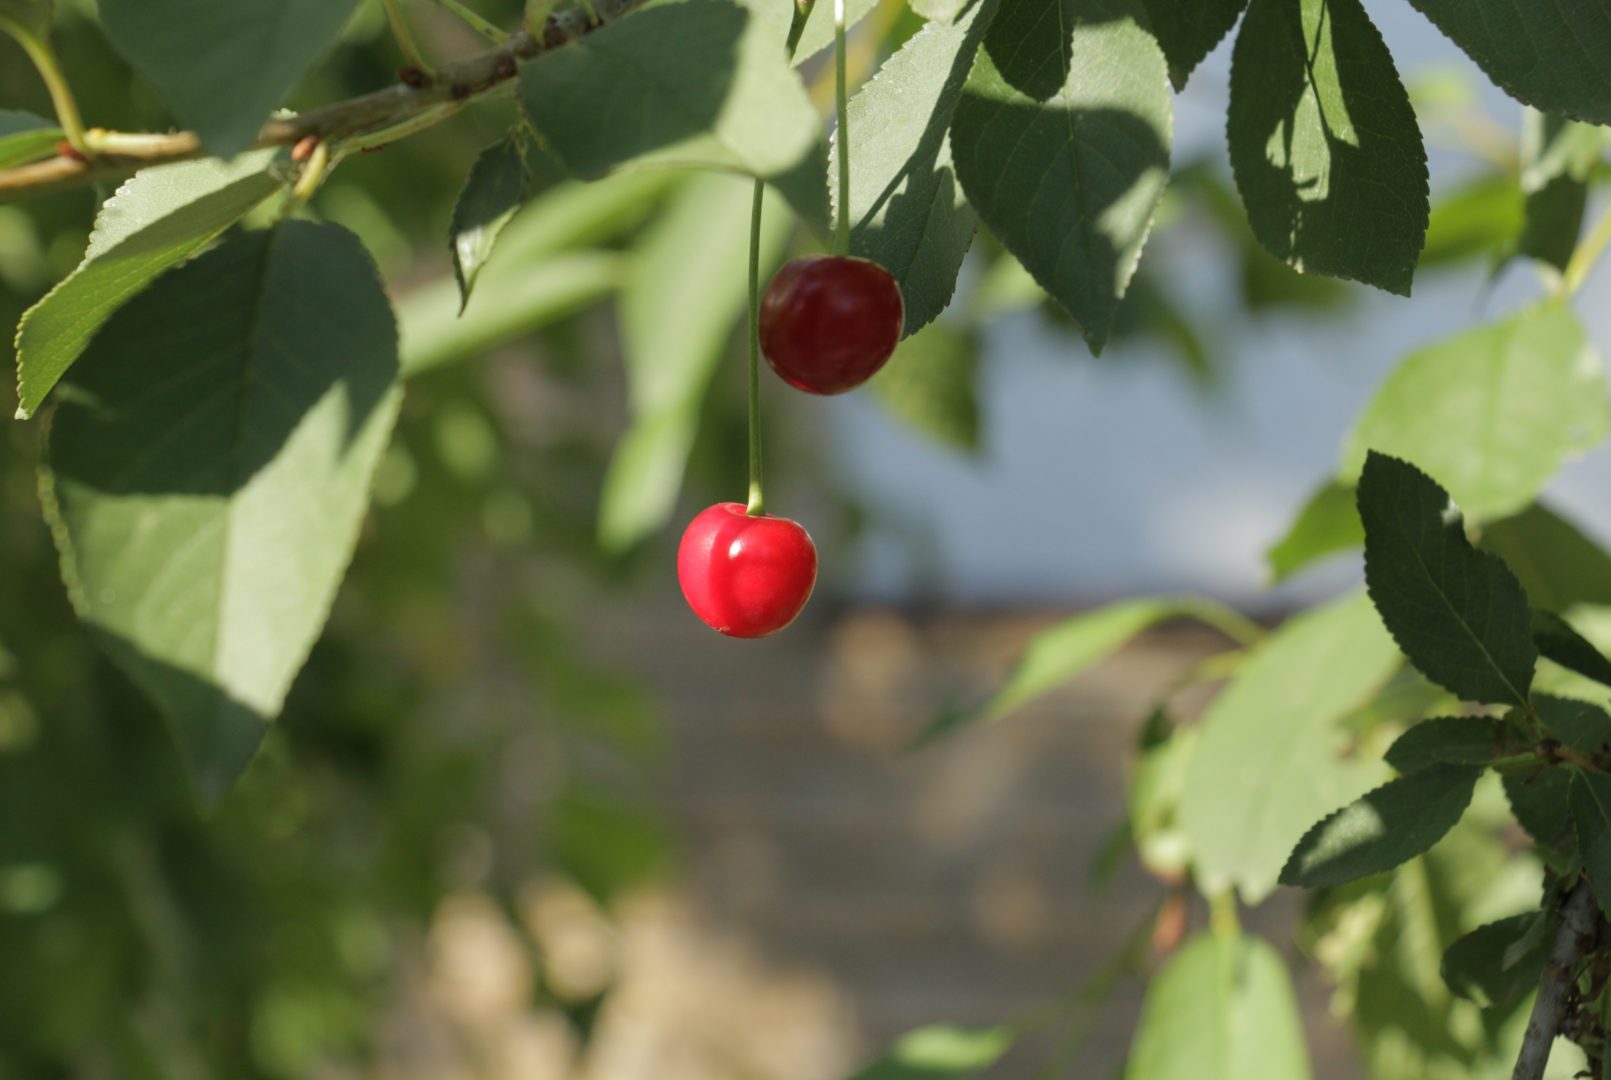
1514,881 -> 1599,1080
0,0 -> 642,204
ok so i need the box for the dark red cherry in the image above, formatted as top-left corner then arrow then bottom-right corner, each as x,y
677,503 -> 817,638
759,255 -> 904,395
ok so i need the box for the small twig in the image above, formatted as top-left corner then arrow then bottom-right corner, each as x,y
0,0 -> 642,203
1514,882 -> 1599,1080
381,0 -> 436,77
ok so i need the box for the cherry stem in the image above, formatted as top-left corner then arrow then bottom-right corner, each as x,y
2,21 -> 89,155
833,0 -> 850,257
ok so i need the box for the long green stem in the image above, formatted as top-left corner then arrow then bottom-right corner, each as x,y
8,27 -> 88,154
746,179 -> 767,517
434,0 -> 512,42
1563,198 -> 1611,298
381,0 -> 435,76
833,0 -> 850,255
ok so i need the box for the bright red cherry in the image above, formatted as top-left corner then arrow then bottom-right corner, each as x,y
759,255 -> 904,394
677,502 -> 817,638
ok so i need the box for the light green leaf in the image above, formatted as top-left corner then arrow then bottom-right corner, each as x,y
519,0 -> 829,237
1482,502 -> 1611,613
597,174 -> 790,551
869,321 -> 980,453
1537,694 -> 1611,755
1357,452 -> 1537,706
1281,765 -> 1482,888
0,109 -> 61,169
1125,932 -> 1312,1080
1139,0 -> 1248,89
40,222 -> 401,802
1228,0 -> 1428,294
14,152 -> 284,418
1440,911 -> 1551,1009
1385,717 -> 1503,774
99,0 -> 361,156
1405,0 -> 1611,125
1571,769 -> 1611,916
1130,712 -> 1196,877
1534,614 -> 1611,693
1180,591 -> 1402,903
1266,478 -> 1363,583
951,0 -> 1172,353
838,5 -> 991,334
848,1024 -> 1013,1079
744,0 -> 879,61
1420,173 -> 1525,267
450,138 -> 537,311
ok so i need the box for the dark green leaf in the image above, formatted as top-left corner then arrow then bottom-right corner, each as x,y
869,321 -> 980,452
1516,111 -> 1606,272
0,0 -> 51,38
1227,0 -> 1428,294
1420,174 -> 1525,268
1357,452 -> 1536,706
1385,717 -> 1502,774
951,0 -> 1172,353
519,0 -> 829,237
1125,932 -> 1312,1080
100,0 -> 360,156
1571,769 -> 1611,916
1343,307 -> 1608,521
1405,0 -> 1611,125
1440,912 -> 1552,1008
1505,768 -> 1573,849
15,152 -> 285,419
1139,0 -> 1248,90
1280,765 -> 1481,888
1482,502 -> 1611,612
1535,617 -> 1611,694
838,2 -> 991,334
847,1024 -> 1013,1079
40,222 -> 401,801
0,109 -> 61,169
450,138 -> 537,312
1266,478 -> 1363,583
1538,694 -> 1611,755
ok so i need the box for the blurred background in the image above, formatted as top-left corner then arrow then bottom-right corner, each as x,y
1,0 -> 1608,1077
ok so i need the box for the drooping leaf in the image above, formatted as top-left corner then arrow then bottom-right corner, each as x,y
597,174 -> 790,551
1516,110 -> 1607,272
1280,765 -> 1482,889
1227,0 -> 1428,294
951,0 -> 1172,353
99,0 -> 361,156
0,109 -> 61,169
1482,502 -> 1611,613
848,1024 -> 1014,1079
1343,308 -> 1608,522
14,152 -> 284,418
1440,911 -> 1552,1009
1357,452 -> 1536,707
1534,614 -> 1611,693
1405,0 -> 1611,125
869,321 -> 980,453
837,3 -> 992,335
40,222 -> 401,802
1571,769 -> 1611,916
1266,478 -> 1362,583
1385,717 -> 1503,775
450,138 -> 538,312
1124,932 -> 1312,1080
1139,0 -> 1248,90
1537,694 -> 1611,755
519,0 -> 829,237
1180,591 -> 1401,903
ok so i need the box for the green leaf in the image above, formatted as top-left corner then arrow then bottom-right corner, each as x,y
0,109 -> 61,170
848,1024 -> 1013,1079
951,0 -> 1172,353
838,4 -> 991,335
1517,111 -> 1606,272
40,222 -> 401,802
1130,714 -> 1196,878
1280,765 -> 1482,889
1538,694 -> 1611,755
907,0 -> 968,24
1180,591 -> 1401,903
1405,0 -> 1611,125
519,0 -> 829,237
1343,308 -> 1608,522
1357,452 -> 1537,707
597,174 -> 790,551
1124,932 -> 1312,1080
14,153 -> 284,418
1227,0 -> 1428,294
1266,478 -> 1363,583
1440,912 -> 1552,1009
1534,614 -> 1611,694
1420,174 -> 1525,268
746,0 -> 879,61
869,321 -> 980,453
1385,717 -> 1503,774
99,0 -> 361,156
1482,503 -> 1611,613
450,138 -> 538,312
0,0 -> 51,38
1505,768 -> 1573,849
1571,769 -> 1611,916
1139,0 -> 1248,90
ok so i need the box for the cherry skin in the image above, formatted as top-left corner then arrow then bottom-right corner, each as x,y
678,503 -> 817,638
759,255 -> 904,394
